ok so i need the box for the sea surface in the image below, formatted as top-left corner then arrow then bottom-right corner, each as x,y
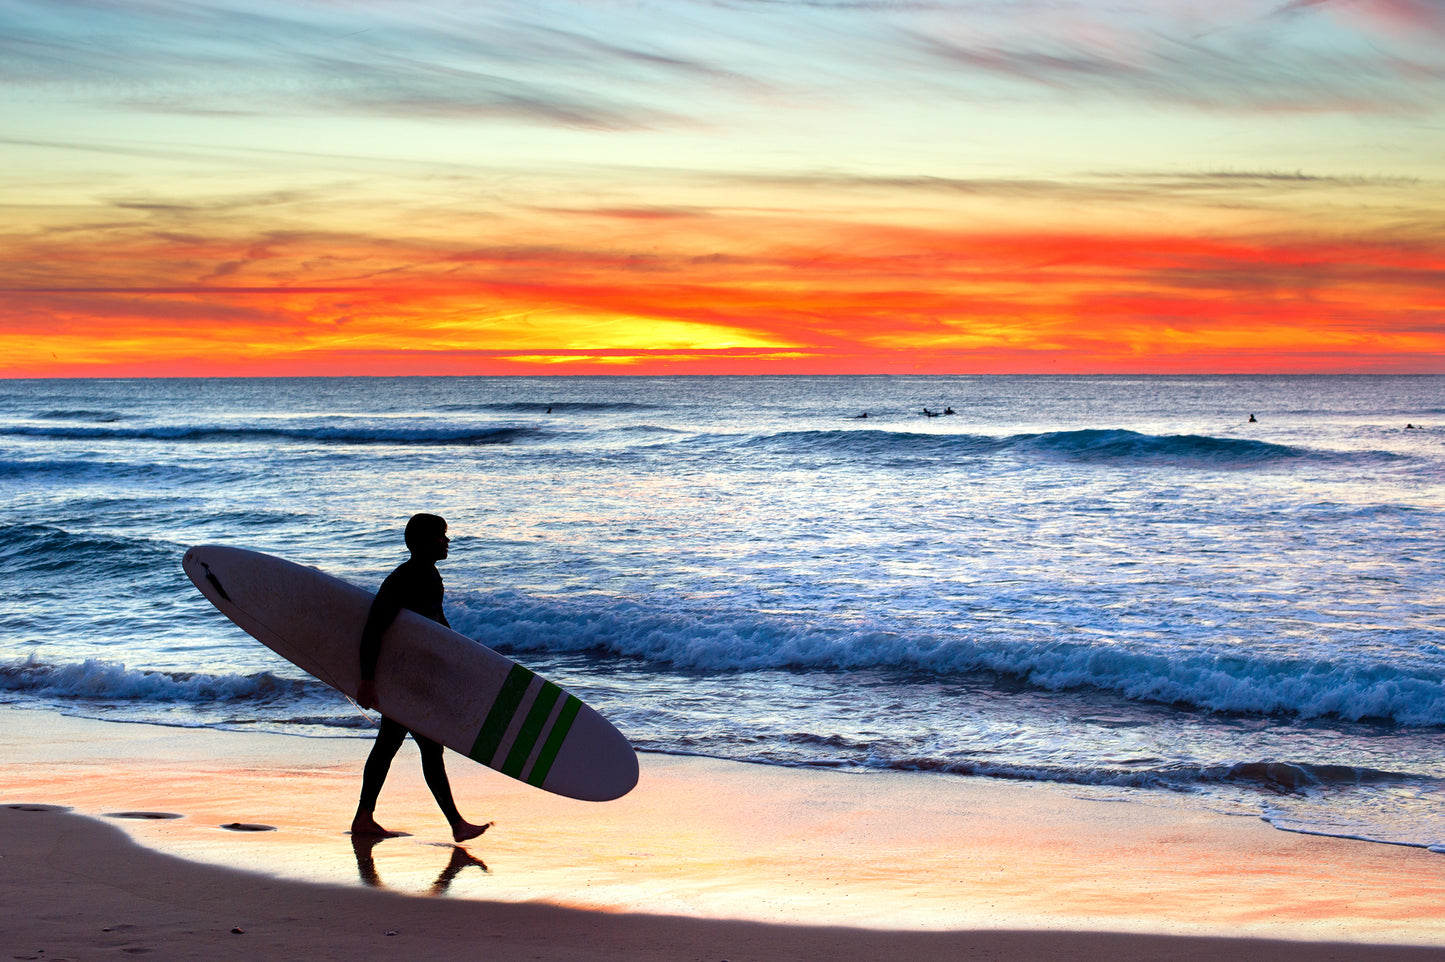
2,375 -> 1443,851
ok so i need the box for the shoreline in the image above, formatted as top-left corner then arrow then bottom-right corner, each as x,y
6,806 -> 1444,962
3,705 -> 1445,957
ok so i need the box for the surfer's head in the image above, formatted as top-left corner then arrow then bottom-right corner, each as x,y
405,513 -> 449,561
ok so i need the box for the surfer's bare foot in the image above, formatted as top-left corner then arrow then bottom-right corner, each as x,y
451,819 -> 493,843
350,814 -> 404,838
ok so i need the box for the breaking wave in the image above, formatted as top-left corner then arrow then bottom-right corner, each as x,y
452,592 -> 1445,727
0,424 -> 546,446
737,428 -> 1400,468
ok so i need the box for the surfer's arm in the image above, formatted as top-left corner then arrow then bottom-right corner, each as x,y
357,563 -> 442,708
359,567 -> 409,697
360,596 -> 400,681
356,594 -> 400,711
355,678 -> 378,710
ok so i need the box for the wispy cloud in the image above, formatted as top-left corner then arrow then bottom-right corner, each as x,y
6,0 -> 1441,123
907,16 -> 1445,113
1276,0 -> 1445,37
0,0 -> 737,127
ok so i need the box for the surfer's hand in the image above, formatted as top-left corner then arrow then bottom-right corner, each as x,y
356,680 -> 377,710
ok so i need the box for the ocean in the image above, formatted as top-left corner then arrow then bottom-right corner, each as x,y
2,374 -> 1442,851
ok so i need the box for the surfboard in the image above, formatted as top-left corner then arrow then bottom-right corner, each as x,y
182,544 -> 638,802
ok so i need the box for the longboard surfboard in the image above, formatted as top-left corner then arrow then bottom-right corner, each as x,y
182,545 -> 638,802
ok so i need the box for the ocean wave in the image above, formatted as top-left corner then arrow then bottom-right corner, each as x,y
0,423 -> 544,446
0,458 -> 210,482
1210,760 -> 1415,793
0,523 -> 177,575
738,428 -> 1398,468
451,592 -> 1445,727
0,655 -> 319,703
1018,428 -> 1308,464
32,409 -> 126,422
437,401 -> 660,413
851,754 -> 1431,796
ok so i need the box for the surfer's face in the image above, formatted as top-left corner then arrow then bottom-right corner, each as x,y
434,530 -> 450,560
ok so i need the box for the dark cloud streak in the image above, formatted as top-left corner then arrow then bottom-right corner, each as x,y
909,26 -> 1444,113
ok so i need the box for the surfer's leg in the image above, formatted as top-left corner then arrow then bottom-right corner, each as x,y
351,716 -> 408,836
414,732 -> 491,843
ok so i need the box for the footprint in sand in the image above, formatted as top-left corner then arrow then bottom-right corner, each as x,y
4,803 -> 72,813
103,811 -> 184,820
219,822 -> 276,832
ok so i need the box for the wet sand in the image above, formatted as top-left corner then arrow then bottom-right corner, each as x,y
3,706 -> 1444,959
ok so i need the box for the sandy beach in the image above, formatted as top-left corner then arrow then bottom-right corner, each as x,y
3,705 -> 1444,960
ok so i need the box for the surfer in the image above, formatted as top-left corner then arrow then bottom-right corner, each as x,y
352,513 -> 491,843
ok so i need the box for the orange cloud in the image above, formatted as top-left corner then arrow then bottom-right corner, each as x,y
3,210 -> 1442,376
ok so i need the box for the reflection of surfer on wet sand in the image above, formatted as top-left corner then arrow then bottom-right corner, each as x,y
431,846 -> 490,895
350,833 -> 489,894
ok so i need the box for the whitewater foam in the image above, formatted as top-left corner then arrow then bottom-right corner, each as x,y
0,655 -> 317,703
449,592 -> 1445,726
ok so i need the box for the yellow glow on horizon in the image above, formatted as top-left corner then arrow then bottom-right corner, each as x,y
491,314 -> 788,352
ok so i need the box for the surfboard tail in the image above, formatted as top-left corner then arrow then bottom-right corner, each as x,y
463,663 -> 638,801
544,704 -> 640,801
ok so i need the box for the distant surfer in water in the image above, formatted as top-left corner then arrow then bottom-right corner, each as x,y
352,513 -> 490,842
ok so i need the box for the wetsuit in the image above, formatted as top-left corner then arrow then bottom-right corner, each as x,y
356,558 -> 462,826
360,559 -> 448,677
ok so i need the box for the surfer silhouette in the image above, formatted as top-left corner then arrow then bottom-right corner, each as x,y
352,513 -> 490,843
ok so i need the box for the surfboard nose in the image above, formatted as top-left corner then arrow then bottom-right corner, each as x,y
183,545 -> 237,605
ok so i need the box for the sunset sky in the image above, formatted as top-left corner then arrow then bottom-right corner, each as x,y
3,0 -> 1443,376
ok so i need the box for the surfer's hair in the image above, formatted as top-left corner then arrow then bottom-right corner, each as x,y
404,513 -> 448,553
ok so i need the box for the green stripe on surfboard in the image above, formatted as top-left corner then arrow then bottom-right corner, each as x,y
468,663 -> 535,765
501,681 -> 562,778
526,695 -> 581,788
